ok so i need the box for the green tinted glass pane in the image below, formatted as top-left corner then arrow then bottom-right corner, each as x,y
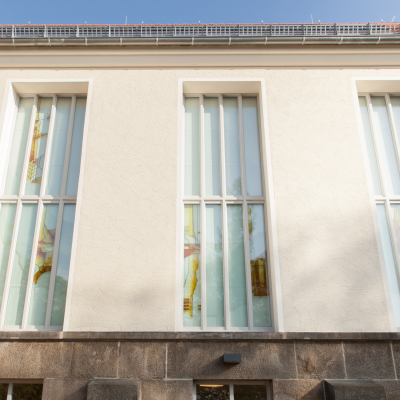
196,385 -> 229,400
184,97 -> 200,196
4,97 -> 33,195
12,384 -> 43,400
227,204 -> 248,327
66,98 -> 86,195
0,204 -> 17,311
206,204 -> 224,327
0,384 -> 8,400
234,385 -> 267,400
51,204 -> 76,326
45,98 -> 71,195
5,203 -> 37,326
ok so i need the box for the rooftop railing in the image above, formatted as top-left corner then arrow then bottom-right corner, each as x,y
0,23 -> 399,39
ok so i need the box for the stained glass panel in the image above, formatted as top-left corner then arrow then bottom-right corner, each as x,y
183,204 -> 201,327
28,204 -> 58,326
248,205 -> 271,327
25,98 -> 52,196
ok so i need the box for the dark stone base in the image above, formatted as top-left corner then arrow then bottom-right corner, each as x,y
1,333 -> 400,399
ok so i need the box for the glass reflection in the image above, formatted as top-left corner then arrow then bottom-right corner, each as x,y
206,205 -> 224,327
234,385 -> 267,400
227,205 -> 248,327
12,384 -> 43,400
4,98 -> 33,195
196,385 -> 229,400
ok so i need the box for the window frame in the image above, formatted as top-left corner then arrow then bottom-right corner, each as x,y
177,79 -> 283,332
0,80 -> 92,331
356,88 -> 400,331
193,381 -> 272,400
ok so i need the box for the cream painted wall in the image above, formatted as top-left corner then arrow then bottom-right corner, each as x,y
0,56 -> 399,332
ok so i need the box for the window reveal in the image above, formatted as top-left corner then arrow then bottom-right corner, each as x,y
183,95 -> 272,330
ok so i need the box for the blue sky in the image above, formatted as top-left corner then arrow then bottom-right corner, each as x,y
1,0 -> 399,25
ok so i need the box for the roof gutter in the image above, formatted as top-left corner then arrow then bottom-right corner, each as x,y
1,35 -> 400,47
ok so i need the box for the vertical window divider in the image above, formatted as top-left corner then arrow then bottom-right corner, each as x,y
39,95 -> 57,198
219,95 -> 230,330
367,94 -> 387,198
199,95 -> 207,330
7,383 -> 12,400
44,200 -> 64,329
386,94 -> 400,176
0,199 -> 22,328
238,95 -> 253,329
243,199 -> 253,329
19,95 -> 38,197
0,95 -> 20,195
21,200 -> 43,329
60,96 -> 76,197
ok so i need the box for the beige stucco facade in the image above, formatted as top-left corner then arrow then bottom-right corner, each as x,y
1,45 -> 399,333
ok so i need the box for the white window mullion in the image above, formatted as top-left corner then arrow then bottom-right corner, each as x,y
199,95 -> 207,330
7,383 -> 12,400
19,95 -> 38,197
386,94 -> 400,181
383,198 -> 400,290
238,95 -> 247,198
21,200 -> 43,329
44,200 -> 64,329
0,199 -> 22,328
59,96 -> 76,198
220,96 -> 230,330
366,94 -> 388,199
219,95 -> 226,198
230,383 -> 234,400
39,95 -> 57,198
0,95 -> 20,195
242,199 -> 254,330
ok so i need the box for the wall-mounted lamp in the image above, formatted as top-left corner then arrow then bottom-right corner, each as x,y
223,353 -> 242,364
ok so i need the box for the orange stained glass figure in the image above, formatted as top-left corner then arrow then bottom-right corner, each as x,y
33,207 -> 56,284
27,98 -> 50,184
183,205 -> 200,317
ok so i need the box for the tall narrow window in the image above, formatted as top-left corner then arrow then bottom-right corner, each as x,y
183,95 -> 272,331
0,95 -> 86,330
359,94 -> 400,327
